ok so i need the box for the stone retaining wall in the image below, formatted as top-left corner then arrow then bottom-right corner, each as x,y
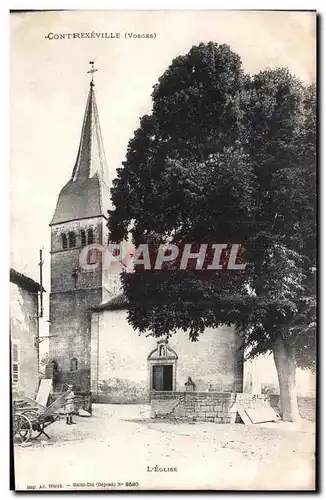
269,394 -> 316,422
151,392 -> 240,423
297,396 -> 316,421
150,391 -> 316,423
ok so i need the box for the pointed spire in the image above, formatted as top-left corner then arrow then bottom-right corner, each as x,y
50,64 -> 112,226
71,63 -> 109,186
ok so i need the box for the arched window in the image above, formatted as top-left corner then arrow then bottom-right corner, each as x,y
62,234 -> 68,250
81,230 -> 86,247
87,228 -> 94,245
70,358 -> 78,371
68,232 -> 76,248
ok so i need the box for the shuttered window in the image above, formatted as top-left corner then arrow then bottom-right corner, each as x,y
12,341 -> 20,388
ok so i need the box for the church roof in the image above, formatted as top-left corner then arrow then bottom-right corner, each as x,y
50,81 -> 111,225
92,293 -> 129,311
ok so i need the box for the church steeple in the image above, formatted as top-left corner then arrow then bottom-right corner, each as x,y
71,65 -> 109,185
48,63 -> 118,395
51,63 -> 111,226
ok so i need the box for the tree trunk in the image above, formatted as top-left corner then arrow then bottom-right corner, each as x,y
272,336 -> 301,422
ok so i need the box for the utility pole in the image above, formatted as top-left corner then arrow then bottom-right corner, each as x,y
35,249 -> 44,372
35,249 -> 57,351
39,249 -> 44,319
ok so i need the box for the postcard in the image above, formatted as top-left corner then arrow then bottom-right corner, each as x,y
10,9 -> 316,491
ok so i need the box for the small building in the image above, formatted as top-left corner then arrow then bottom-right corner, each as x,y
10,268 -> 42,397
90,294 -> 244,403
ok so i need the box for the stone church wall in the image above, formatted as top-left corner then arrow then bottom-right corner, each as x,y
92,309 -> 243,403
49,216 -> 118,393
50,288 -> 102,370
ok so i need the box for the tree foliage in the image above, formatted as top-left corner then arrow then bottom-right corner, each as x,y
108,43 -> 316,373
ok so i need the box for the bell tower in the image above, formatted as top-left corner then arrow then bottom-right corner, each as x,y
48,63 -> 119,393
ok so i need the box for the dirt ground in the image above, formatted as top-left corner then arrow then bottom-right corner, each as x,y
13,404 -> 315,491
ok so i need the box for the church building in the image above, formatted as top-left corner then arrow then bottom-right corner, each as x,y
47,72 -> 247,403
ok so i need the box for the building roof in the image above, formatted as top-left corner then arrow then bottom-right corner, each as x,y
50,81 -> 112,226
10,268 -> 44,294
92,293 -> 129,311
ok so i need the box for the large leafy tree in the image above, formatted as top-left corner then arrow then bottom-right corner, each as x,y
239,72 -> 316,420
109,43 -> 316,422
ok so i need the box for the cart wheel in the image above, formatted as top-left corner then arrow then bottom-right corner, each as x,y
14,414 -> 32,444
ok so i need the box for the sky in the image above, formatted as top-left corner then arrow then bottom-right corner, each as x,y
10,10 -> 316,331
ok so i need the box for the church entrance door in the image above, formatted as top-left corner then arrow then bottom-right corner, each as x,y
152,365 -> 173,391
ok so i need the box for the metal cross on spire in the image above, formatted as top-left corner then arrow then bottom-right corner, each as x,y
87,60 -> 98,86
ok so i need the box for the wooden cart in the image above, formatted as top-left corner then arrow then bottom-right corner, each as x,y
13,390 -> 70,444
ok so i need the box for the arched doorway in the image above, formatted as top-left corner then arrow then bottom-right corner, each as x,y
147,340 -> 178,392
